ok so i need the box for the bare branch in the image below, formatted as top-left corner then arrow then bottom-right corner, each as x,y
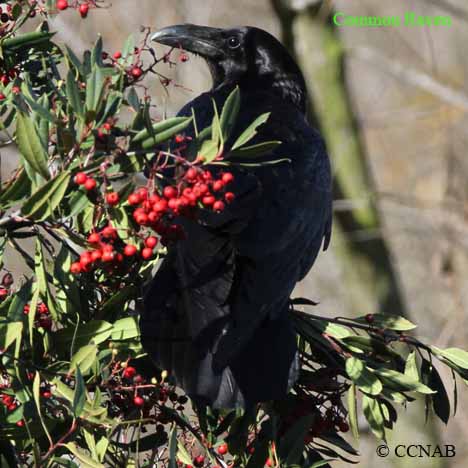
351,47 -> 468,111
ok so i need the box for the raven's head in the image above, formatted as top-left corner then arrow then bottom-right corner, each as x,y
151,24 -> 307,114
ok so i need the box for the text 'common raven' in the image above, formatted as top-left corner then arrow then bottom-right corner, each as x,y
141,24 -> 332,409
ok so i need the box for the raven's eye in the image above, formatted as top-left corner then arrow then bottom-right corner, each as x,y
227,37 -> 240,49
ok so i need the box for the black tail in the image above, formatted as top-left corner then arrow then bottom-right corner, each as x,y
140,252 -> 299,408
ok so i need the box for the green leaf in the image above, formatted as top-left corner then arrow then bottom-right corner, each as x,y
198,138 -> 220,163
404,351 -> 419,381
177,441 -> 193,465
69,344 -> 98,375
354,314 -> 416,331
111,317 -> 139,341
85,66 -> 105,115
219,86 -> 240,141
0,322 -> 23,354
278,414 -> 314,465
66,70 -> 84,117
22,90 -> 56,124
72,367 -> 86,418
91,36 -> 104,66
231,112 -> 270,150
64,45 -> 83,75
362,395 -> 385,440
54,321 -> 113,348
0,169 -> 31,207
372,368 -> 435,394
16,111 -> 49,180
347,384 -> 359,440
64,443 -> 104,468
324,322 -> 351,339
432,346 -> 468,370
345,357 -> 382,395
21,171 -> 71,221
168,426 -> 177,468
126,87 -> 139,112
229,141 -> 282,159
3,31 -> 55,53
421,359 -> 450,424
135,117 -> 193,148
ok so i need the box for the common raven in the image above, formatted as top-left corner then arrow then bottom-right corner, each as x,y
141,24 -> 332,408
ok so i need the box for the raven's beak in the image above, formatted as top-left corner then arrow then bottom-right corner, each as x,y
151,24 -> 224,59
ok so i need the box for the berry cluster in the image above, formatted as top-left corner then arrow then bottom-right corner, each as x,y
56,0 -> 93,18
70,223 -> 160,274
1,381 -> 24,427
101,47 -> 144,82
23,301 -> 52,330
131,167 -> 235,219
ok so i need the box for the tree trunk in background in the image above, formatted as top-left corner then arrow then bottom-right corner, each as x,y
270,1 -> 445,467
272,0 -> 406,317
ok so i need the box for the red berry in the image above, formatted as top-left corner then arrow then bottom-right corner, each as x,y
202,171 -> 212,181
0,93 -> 6,101
365,314 -> 374,324
2,395 -> 13,406
137,187 -> 149,199
185,167 -> 197,180
179,53 -> 189,63
131,67 -> 143,79
74,172 -> 88,185
0,75 -> 9,86
225,192 -> 235,203
79,3 -> 89,18
56,0 -> 68,10
113,51 -> 122,60
42,391 -> 52,399
23,304 -> 30,315
217,444 -> 228,455
163,186 -> 177,199
70,262 -> 82,274
128,193 -> 141,205
266,458 -> 273,467
102,225 -> 117,239
135,213 -> 148,225
101,251 -> 114,262
141,248 -> 153,260
12,86 -> 20,95
39,317 -> 52,330
38,303 -> 49,314
123,366 -> 137,379
339,421 -> 349,432
106,192 -> 120,206
212,180 -> 224,192
122,245 -> 136,257
175,134 -> 185,144
87,232 -> 101,244
7,403 -> 16,411
91,250 -> 102,262
154,199 -> 168,213
0,288 -> 7,299
194,455 -> 205,467
148,212 -> 159,223
145,236 -> 158,249
202,195 -> 215,206
84,178 -> 97,191
222,172 -> 234,184
213,201 -> 225,212
16,420 -> 24,427
133,396 -> 144,407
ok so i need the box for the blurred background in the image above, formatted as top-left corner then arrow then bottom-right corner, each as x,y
4,0 -> 468,466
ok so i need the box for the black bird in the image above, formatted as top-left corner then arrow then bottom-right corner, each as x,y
141,24 -> 332,408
